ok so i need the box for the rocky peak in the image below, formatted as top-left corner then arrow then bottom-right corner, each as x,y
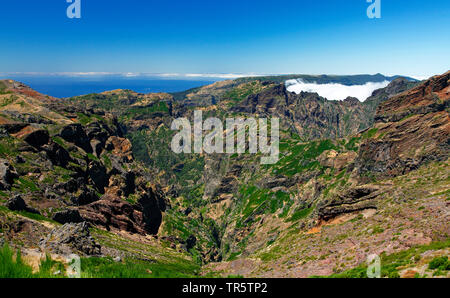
343,96 -> 360,105
385,77 -> 412,94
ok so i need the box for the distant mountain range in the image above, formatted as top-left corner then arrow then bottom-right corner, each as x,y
233,73 -> 419,85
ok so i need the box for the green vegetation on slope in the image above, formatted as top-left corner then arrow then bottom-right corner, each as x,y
223,81 -> 268,104
320,240 -> 450,278
268,139 -> 337,176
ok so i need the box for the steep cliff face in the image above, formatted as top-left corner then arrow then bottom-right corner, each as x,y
361,77 -> 420,128
357,71 -> 450,179
231,83 -> 364,139
230,78 -> 417,140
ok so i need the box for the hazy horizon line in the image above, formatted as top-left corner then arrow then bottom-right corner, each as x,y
0,72 -> 432,81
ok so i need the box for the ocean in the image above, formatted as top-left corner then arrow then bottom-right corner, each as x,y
0,75 -> 217,98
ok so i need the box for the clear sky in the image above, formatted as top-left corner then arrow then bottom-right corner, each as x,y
0,0 -> 449,78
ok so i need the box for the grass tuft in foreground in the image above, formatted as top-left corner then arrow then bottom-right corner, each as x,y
81,257 -> 199,278
0,243 -> 65,278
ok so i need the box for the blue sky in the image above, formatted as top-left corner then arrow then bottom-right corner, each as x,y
0,0 -> 449,78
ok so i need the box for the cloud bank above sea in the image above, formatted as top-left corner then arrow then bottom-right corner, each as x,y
285,79 -> 390,102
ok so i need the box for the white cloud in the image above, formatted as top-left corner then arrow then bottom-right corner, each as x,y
285,79 -> 390,102
408,75 -> 429,81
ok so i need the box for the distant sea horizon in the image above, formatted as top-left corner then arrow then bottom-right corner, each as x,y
0,74 -> 218,98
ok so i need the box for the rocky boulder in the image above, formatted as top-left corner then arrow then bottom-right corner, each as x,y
40,222 -> 101,256
52,209 -> 84,224
43,142 -> 71,167
79,185 -> 166,235
78,194 -> 144,234
71,187 -> 99,206
12,126 -> 49,149
87,160 -> 108,193
105,136 -> 133,162
0,159 -> 18,190
6,195 -> 40,215
59,123 -> 92,153
0,122 -> 28,134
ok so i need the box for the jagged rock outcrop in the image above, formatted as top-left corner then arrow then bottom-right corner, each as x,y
317,185 -> 381,221
105,136 -> 133,162
52,209 -> 84,224
59,123 -> 93,153
87,160 -> 109,193
79,184 -> 166,235
40,222 -> 101,256
43,142 -> 72,167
